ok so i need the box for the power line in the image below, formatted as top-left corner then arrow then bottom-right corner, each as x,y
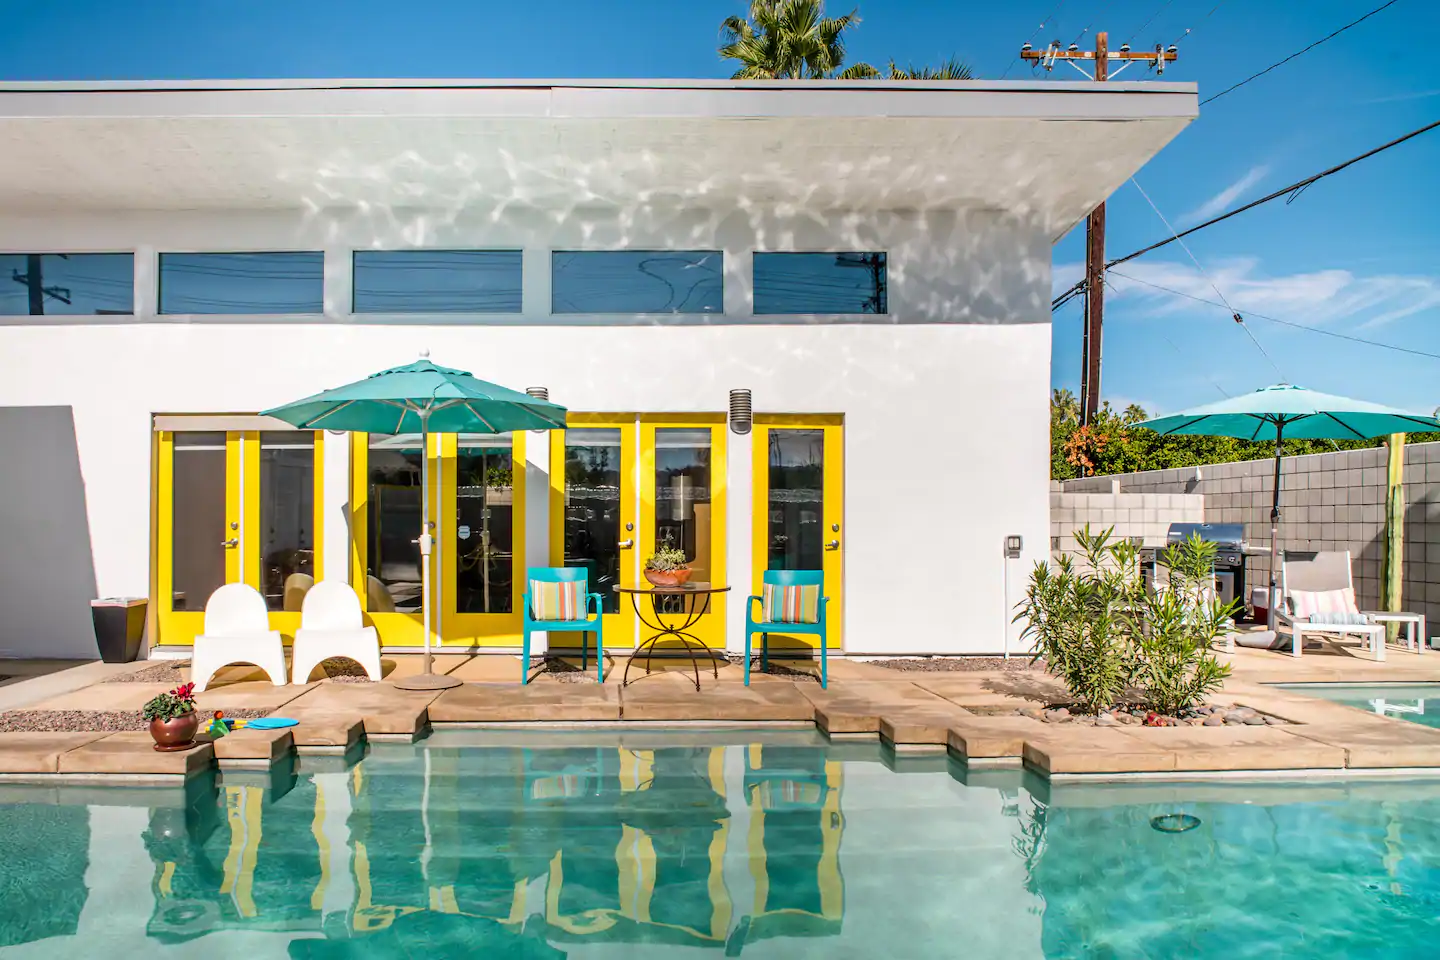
1102,275 -> 1231,398
1127,177 -> 1285,380
1108,269 -> 1440,362
1202,0 -> 1403,105
1170,0 -> 1232,47
1001,1 -> 1068,79
1070,0 -> 1116,46
1125,0 -> 1176,45
1051,118 -> 1440,308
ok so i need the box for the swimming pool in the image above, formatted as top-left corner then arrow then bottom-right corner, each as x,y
1277,683 -> 1440,729
1,730 -> 1439,958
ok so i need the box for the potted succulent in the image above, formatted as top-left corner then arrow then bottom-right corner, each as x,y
142,682 -> 200,752
644,546 -> 693,587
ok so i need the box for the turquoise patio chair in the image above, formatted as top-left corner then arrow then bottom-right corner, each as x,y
746,569 -> 829,688
522,567 -> 604,684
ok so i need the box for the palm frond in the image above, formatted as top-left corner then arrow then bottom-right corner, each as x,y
836,62 -> 880,79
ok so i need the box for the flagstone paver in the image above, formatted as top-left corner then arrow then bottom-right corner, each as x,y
1142,725 -> 1347,772
1023,729 -> 1178,775
56,731 -> 214,777
210,726 -> 294,764
618,676 -> 813,722
799,681 -> 952,735
281,683 -> 438,739
946,716 -> 1049,761
428,681 -> 621,722
0,732 -> 111,773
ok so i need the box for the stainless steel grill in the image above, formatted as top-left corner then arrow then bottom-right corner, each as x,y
1157,522 -> 1268,615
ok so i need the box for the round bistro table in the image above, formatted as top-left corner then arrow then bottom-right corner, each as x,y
614,583 -> 731,690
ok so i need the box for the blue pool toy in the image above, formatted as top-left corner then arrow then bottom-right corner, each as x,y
246,717 -> 299,730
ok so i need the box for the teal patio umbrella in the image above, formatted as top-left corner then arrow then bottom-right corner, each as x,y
263,355 -> 567,690
1138,383 -> 1440,599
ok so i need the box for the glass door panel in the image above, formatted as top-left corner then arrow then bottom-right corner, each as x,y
441,432 -> 525,646
257,432 -> 317,612
551,421 -> 636,647
639,419 -> 726,648
157,431 -> 240,645
753,420 -> 843,649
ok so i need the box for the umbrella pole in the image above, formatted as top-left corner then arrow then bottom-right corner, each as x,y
1268,420 -> 1285,608
395,407 -> 462,691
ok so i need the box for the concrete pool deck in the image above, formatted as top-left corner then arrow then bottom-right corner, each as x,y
1,644 -> 1440,783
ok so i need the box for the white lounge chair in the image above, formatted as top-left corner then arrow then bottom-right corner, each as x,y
191,583 -> 288,692
1277,550 -> 1426,661
290,580 -> 382,684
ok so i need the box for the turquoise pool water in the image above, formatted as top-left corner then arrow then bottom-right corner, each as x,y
2,730 -> 1440,958
1277,683 -> 1440,729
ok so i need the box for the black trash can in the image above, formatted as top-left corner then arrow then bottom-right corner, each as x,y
91,597 -> 147,663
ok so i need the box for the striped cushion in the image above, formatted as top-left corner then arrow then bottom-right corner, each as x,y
1290,588 -> 1360,620
761,583 -> 821,624
530,580 -> 585,621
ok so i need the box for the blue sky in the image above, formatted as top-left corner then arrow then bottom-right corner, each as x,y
3,0 -> 1437,415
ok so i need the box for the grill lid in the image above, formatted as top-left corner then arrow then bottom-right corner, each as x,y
1166,522 -> 1246,548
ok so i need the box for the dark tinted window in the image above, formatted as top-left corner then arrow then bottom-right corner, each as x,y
551,251 -> 722,314
0,253 -> 133,316
159,252 -> 324,314
352,250 -> 522,314
753,252 -> 887,315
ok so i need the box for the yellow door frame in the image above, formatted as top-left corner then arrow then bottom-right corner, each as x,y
639,415 -> 727,649
750,415 -> 843,650
439,430 -> 526,646
549,414 -> 637,649
155,426 -> 324,646
350,431 -> 437,647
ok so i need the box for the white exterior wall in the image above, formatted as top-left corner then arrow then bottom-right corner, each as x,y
0,204 -> 1051,657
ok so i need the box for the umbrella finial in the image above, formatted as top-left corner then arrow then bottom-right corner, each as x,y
419,348 -> 431,360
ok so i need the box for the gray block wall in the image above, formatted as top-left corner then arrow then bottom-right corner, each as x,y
1059,441 -> 1440,626
1050,481 -> 1205,557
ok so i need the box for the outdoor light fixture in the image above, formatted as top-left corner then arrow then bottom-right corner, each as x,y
526,386 -> 549,433
1005,535 -> 1023,559
729,389 -> 753,435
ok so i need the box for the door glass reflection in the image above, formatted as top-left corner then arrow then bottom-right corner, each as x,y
368,435 -> 424,612
171,433 -> 227,612
259,432 -> 314,612
768,429 -> 824,571
563,429 -> 622,612
654,428 -> 713,583
455,435 -> 515,614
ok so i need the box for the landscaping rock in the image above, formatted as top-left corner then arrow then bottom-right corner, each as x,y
1203,715 -> 1225,727
1264,715 -> 1286,725
1095,713 -> 1118,727
1243,714 -> 1267,726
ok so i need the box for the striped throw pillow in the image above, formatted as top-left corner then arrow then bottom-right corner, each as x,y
762,583 -> 821,624
1290,587 -> 1359,620
530,580 -> 585,621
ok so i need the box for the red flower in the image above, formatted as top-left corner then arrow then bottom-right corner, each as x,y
172,682 -> 196,700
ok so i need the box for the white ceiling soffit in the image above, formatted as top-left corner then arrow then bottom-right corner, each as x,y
0,80 -> 1197,235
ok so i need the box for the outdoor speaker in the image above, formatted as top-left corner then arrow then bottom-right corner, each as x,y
729,389 -> 752,435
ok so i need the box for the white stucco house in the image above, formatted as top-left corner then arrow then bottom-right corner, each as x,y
0,78 -> 1195,661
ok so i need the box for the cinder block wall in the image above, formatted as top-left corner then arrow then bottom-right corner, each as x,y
1050,480 -> 1205,557
1059,442 -> 1440,626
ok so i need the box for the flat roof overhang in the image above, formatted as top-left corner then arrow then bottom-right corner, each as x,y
0,78 -> 1197,238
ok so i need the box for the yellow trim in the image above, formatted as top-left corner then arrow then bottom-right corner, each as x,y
147,429 -> 160,653
748,743 -> 762,768
748,788 -> 769,915
158,861 -> 175,898
617,824 -> 655,924
313,430 -> 325,581
708,746 -> 726,798
350,431 -> 368,607
707,818 -> 733,940
443,430 -> 526,646
750,420 -> 844,649
638,416 -> 727,648
819,760 -> 845,919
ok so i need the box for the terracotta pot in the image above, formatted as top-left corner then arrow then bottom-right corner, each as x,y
149,711 -> 199,752
644,567 -> 693,587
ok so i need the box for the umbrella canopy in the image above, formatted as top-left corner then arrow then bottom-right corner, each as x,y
261,357 -> 568,689
1138,383 -> 1440,594
1136,384 -> 1440,442
260,358 -> 567,434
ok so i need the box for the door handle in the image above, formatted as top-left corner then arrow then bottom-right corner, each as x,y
618,539 -> 634,549
825,539 -> 840,550
221,538 -> 239,548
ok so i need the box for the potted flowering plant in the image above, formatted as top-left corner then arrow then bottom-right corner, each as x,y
644,546 -> 692,587
142,682 -> 200,752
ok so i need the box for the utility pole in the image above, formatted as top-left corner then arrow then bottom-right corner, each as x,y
11,254 -> 71,316
1021,33 -> 1177,426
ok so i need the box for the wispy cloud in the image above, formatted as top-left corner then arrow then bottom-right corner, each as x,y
1181,166 -> 1269,224
1058,257 -> 1440,330
1357,88 -> 1440,104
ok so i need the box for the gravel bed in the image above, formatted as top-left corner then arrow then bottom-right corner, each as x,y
106,661 -> 188,683
528,657 -> 600,683
319,657 -> 375,683
0,707 -> 269,733
746,658 -> 820,683
1018,703 -> 1289,727
873,657 -> 1045,673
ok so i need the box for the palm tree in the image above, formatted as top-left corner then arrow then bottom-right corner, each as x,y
1052,388 -> 1081,425
886,56 -> 973,80
719,0 -> 877,79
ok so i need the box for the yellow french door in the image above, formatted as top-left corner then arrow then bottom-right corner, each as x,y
351,431 -> 527,647
639,416 -> 727,649
549,416 -> 637,647
156,428 -> 324,646
751,417 -> 843,649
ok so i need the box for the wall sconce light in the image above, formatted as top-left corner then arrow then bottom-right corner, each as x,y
729,388 -> 752,435
526,387 -> 550,434
1005,535 -> 1023,559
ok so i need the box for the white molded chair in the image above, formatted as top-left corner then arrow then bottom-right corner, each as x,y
191,583 -> 288,692
291,580 -> 382,684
